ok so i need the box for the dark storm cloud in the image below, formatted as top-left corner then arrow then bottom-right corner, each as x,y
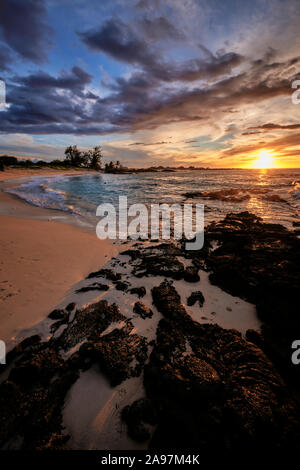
101,72 -> 157,104
0,49 -> 298,136
155,52 -> 243,82
80,18 -> 244,83
99,62 -> 293,132
0,0 -> 53,63
79,18 -> 157,68
0,66 -> 94,132
13,67 -> 93,92
0,67 -> 103,133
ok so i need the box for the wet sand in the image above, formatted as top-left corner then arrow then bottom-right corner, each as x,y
0,167 -> 98,182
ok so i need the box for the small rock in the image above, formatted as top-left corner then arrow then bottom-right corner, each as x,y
133,301 -> 153,319
187,291 -> 205,307
129,286 -> 146,298
183,267 -> 200,283
115,281 -> 129,291
48,309 -> 65,320
86,268 -> 121,281
66,302 -> 76,312
76,284 -> 109,294
122,398 -> 157,442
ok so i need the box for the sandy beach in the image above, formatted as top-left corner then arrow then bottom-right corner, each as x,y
0,169 -> 118,345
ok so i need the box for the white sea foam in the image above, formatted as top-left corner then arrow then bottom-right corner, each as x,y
5,176 -> 89,217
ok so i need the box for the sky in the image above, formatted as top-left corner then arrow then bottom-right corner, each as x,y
0,0 -> 300,168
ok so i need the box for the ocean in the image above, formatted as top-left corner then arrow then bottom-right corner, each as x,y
5,168 -> 300,230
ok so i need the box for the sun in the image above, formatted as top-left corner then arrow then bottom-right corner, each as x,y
252,150 -> 275,169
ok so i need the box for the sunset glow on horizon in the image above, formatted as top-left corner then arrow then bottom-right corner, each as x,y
0,0 -> 300,169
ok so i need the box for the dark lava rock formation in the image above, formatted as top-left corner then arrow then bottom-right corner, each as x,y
124,279 -> 300,452
122,244 -> 200,282
0,339 -> 77,450
122,212 -> 300,453
0,300 -> 148,449
183,187 -> 288,205
195,211 -> 300,385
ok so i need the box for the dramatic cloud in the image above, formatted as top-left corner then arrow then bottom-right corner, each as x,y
220,132 -> 300,160
0,53 -> 297,137
97,56 -> 296,133
0,67 -> 100,132
79,18 -> 157,68
0,0 -> 300,166
80,17 -> 244,83
13,66 -> 93,93
0,0 -> 53,63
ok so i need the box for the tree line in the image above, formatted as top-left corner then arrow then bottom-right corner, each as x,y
64,145 -> 102,170
0,146 -> 104,171
0,147 -> 126,173
64,146 -> 125,172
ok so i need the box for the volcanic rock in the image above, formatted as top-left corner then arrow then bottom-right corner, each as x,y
133,301 -> 153,319
187,290 -> 205,307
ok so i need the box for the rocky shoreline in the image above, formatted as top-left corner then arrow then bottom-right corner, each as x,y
0,211 -> 300,452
